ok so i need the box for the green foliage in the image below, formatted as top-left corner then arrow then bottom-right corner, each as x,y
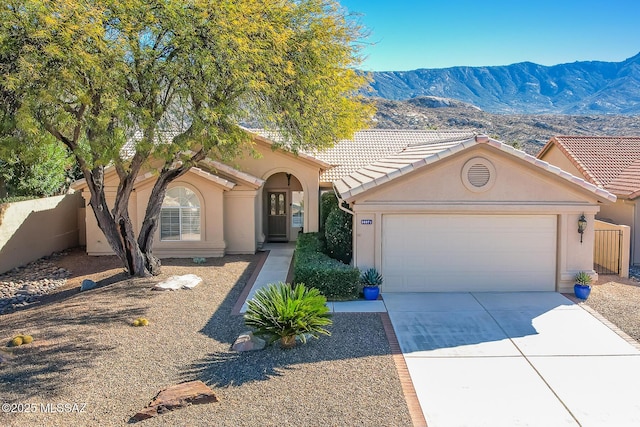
244,282 -> 332,348
294,233 -> 359,300
0,196 -> 34,205
320,191 -> 338,231
574,271 -> 592,286
0,137 -> 73,197
360,268 -> 383,288
0,0 -> 373,276
21,335 -> 33,344
324,207 -> 353,264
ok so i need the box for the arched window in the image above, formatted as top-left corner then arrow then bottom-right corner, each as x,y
160,187 -> 201,241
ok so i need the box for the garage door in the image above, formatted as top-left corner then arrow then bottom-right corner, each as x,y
382,215 -> 556,292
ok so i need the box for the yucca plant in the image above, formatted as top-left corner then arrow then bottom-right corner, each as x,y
244,282 -> 332,349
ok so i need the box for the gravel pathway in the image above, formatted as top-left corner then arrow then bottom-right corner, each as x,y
584,275 -> 640,343
0,254 -> 411,427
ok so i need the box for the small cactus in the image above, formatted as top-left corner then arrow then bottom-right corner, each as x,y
132,317 -> 149,327
11,336 -> 23,347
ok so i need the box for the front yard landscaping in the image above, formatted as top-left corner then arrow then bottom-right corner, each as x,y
0,251 -> 411,426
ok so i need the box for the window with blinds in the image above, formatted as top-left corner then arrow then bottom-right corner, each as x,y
160,187 -> 201,241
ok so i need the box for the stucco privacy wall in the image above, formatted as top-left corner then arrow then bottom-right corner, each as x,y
0,193 -> 82,274
348,144 -> 608,293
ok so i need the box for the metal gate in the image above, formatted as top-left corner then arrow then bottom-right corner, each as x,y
594,229 -> 622,275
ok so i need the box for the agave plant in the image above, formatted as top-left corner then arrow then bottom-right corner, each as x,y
244,282 -> 332,348
360,268 -> 383,288
574,271 -> 592,285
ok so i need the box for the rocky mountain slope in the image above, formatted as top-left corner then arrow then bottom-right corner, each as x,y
368,53 -> 640,115
371,96 -> 640,155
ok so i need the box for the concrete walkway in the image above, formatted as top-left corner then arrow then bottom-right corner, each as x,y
239,243 -> 386,313
239,243 -> 296,313
385,292 -> 640,427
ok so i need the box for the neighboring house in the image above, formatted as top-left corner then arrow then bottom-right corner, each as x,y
538,136 -> 640,265
334,135 -> 614,293
74,130 -> 615,293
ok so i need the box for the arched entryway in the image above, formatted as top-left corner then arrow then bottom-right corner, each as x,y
263,172 -> 304,242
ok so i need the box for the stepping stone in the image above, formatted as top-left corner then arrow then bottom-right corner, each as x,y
132,380 -> 218,421
232,331 -> 266,352
153,274 -> 203,291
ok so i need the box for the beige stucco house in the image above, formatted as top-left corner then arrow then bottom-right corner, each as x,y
74,130 -> 615,293
538,136 -> 640,265
334,135 -> 615,293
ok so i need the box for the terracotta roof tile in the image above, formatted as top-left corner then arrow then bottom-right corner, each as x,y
313,129 -> 476,182
250,129 -> 476,182
335,135 -> 617,203
538,136 -> 640,198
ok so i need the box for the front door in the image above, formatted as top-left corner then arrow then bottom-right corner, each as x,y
267,192 -> 287,241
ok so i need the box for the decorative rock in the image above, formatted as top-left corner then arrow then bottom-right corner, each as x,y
232,331 -> 266,352
153,274 -> 203,291
132,380 -> 218,421
0,255 -> 71,314
80,279 -> 97,291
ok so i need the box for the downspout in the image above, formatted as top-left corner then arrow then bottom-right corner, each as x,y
332,185 -> 353,216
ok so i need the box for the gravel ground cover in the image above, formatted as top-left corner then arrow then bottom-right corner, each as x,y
0,252 -> 412,427
584,275 -> 640,343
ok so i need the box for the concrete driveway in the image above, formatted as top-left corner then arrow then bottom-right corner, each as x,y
384,292 -> 640,427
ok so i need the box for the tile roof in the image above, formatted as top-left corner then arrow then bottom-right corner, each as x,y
249,128 -> 477,182
537,136 -> 640,199
313,129 -> 477,182
335,135 -> 617,203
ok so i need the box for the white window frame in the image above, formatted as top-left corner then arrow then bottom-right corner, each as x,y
160,187 -> 201,241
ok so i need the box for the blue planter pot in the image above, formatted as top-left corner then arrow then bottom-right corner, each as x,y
363,286 -> 380,300
574,284 -> 592,300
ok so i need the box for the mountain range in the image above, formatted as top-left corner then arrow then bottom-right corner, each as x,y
367,53 -> 640,115
370,96 -> 640,155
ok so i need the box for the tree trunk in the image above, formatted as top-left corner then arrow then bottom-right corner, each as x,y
83,166 -> 157,277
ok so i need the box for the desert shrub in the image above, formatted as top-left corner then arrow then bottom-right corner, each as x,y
324,207 -> 352,264
320,191 -> 339,231
244,282 -> 332,348
294,233 -> 359,300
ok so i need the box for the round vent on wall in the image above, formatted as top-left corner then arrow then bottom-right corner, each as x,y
461,157 -> 496,192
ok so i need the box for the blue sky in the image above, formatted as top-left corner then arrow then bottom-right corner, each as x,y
340,0 -> 640,71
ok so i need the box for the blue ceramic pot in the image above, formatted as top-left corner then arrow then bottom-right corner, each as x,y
574,284 -> 591,300
363,286 -> 380,300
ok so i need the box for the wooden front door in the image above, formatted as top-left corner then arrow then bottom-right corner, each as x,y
267,192 -> 287,241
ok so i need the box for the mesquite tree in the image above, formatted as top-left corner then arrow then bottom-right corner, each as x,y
0,0 -> 372,276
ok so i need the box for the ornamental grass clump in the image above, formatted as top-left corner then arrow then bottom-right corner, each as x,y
244,282 -> 332,349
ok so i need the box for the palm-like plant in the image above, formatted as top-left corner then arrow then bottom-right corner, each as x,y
244,282 -> 332,348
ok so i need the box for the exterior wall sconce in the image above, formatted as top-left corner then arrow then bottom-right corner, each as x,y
578,214 -> 587,243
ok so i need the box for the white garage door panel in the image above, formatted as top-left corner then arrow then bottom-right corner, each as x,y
382,215 -> 556,292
